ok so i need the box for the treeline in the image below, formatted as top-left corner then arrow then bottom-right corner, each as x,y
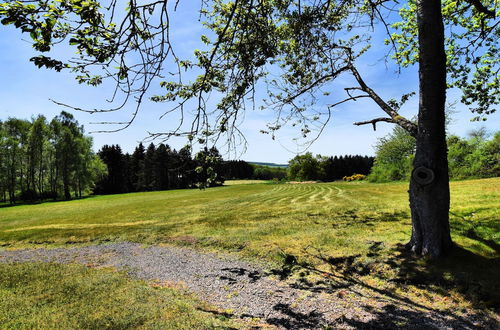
222,161 -> 287,180
369,126 -> 500,182
96,152 -> 289,195
287,153 -> 374,181
0,112 -> 106,204
14,112 -> 495,205
223,154 -> 374,182
94,144 -> 224,194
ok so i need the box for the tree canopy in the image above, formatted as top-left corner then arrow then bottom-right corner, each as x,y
0,112 -> 106,203
0,1 -> 497,141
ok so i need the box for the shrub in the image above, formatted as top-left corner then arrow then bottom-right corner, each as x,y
343,174 -> 366,181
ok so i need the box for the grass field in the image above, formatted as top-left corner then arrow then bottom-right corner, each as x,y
0,178 -> 498,326
1,178 -> 498,258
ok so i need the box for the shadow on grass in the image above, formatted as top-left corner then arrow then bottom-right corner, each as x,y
463,229 -> 500,254
450,210 -> 500,255
266,303 -> 331,329
0,195 -> 99,208
330,210 -> 410,229
271,242 -> 499,329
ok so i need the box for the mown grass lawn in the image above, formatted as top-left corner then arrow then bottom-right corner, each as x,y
1,178 -> 497,258
0,178 -> 498,325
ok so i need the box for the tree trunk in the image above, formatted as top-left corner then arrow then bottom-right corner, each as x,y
78,177 -> 82,198
407,0 -> 452,257
63,164 -> 71,200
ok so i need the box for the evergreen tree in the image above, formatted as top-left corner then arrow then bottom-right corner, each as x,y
131,143 -> 146,192
222,160 -> 254,179
143,143 -> 157,191
154,144 -> 171,190
95,145 -> 126,194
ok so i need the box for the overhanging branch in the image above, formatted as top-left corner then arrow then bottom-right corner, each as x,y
347,61 -> 418,137
354,117 -> 395,131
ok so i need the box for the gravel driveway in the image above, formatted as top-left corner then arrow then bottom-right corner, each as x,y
0,242 -> 495,329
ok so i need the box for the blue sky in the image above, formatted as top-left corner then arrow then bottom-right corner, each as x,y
0,2 -> 497,163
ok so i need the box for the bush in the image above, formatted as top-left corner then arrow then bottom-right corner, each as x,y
252,165 -> 287,180
367,126 -> 415,183
343,174 -> 366,181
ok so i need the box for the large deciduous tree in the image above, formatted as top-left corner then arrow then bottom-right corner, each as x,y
0,0 -> 498,256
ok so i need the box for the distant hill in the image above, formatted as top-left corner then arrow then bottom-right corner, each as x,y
249,162 -> 288,168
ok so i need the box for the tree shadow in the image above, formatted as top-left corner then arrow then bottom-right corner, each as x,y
330,210 -> 409,229
0,195 -> 99,208
463,228 -> 500,254
266,303 -> 333,329
221,267 -> 262,283
285,242 -> 499,329
390,244 -> 499,308
449,210 -> 499,255
338,303 -> 489,329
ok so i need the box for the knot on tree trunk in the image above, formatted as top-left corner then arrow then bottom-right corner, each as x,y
412,166 -> 435,185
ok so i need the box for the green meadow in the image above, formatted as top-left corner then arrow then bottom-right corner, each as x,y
1,178 -> 498,258
0,178 -> 498,327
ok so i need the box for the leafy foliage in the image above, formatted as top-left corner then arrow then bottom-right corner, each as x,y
343,173 -> 366,181
390,0 -> 499,118
448,129 -> 500,179
368,126 -> 416,182
0,113 -> 105,203
288,153 -> 324,181
369,126 -> 500,182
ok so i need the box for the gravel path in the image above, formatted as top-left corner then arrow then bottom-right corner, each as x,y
0,242 -> 495,329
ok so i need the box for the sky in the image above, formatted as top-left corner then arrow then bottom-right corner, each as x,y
0,2 -> 498,164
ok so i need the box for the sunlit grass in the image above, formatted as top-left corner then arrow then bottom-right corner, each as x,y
0,263 -> 235,329
0,178 -> 498,322
0,178 -> 498,260
224,179 -> 269,185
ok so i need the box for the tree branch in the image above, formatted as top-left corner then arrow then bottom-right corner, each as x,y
354,117 -> 395,131
464,0 -> 496,17
348,62 -> 418,137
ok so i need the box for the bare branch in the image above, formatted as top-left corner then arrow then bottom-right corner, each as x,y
329,94 -> 370,108
354,117 -> 395,131
347,61 -> 418,137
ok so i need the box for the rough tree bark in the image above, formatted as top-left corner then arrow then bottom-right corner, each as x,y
407,0 -> 453,257
62,162 -> 71,200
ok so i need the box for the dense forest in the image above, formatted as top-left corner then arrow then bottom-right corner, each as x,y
223,156 -> 374,182
95,146 -> 293,194
287,153 -> 374,181
0,112 -> 106,204
94,145 -> 374,194
94,144 -> 224,194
